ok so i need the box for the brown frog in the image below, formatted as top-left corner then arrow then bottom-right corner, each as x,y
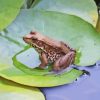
23,31 -> 76,71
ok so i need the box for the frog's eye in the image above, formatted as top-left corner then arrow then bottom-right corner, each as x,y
30,31 -> 36,35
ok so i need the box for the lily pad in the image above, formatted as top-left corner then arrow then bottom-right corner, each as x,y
0,77 -> 45,100
7,9 -> 100,66
0,9 -> 100,87
0,31 -> 83,87
0,0 -> 24,31
12,47 -> 53,76
33,0 -> 98,26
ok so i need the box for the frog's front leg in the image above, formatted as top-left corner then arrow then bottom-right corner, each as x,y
39,52 -> 48,69
53,51 -> 75,71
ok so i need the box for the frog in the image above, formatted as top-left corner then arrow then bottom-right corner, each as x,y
23,31 -> 76,71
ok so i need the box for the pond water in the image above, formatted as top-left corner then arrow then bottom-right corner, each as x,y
41,61 -> 100,100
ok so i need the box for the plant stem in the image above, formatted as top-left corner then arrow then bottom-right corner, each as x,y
95,1 -> 100,33
96,14 -> 100,32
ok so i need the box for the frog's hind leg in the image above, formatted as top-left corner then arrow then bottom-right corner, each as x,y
39,52 -> 48,69
53,51 -> 75,71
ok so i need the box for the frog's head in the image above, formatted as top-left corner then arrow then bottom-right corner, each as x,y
23,31 -> 44,46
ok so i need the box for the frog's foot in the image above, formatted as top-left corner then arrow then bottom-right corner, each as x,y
39,63 -> 47,69
53,58 -> 62,71
53,51 -> 75,71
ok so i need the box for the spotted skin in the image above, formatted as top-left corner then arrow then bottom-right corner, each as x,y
23,32 -> 76,71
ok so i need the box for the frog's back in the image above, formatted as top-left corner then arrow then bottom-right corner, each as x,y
44,44 -> 65,63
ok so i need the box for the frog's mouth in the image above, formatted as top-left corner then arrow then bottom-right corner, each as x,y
23,37 -> 31,44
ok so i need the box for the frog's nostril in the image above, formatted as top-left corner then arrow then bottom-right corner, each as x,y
23,37 -> 25,40
23,37 -> 29,42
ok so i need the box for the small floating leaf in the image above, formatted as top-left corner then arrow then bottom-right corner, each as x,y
0,77 -> 45,100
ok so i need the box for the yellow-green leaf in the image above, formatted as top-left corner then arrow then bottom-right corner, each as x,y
0,0 -> 24,31
0,77 -> 45,100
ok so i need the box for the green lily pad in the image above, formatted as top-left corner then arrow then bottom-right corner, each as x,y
7,9 -> 100,66
33,0 -> 98,26
0,31 -> 83,87
0,9 -> 100,87
0,0 -> 24,31
12,46 -> 53,76
0,77 -> 45,100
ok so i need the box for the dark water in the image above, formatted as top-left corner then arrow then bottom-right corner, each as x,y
41,61 -> 100,100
